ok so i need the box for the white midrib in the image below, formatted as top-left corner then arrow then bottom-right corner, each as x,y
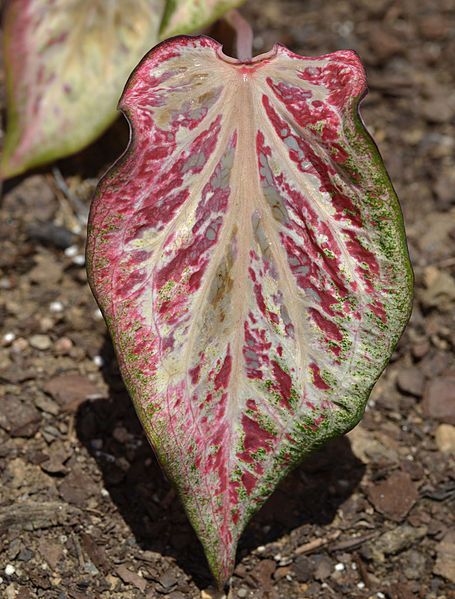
179,72 -> 258,423
181,69 -> 318,422
223,73 -> 259,422
201,69 -> 315,421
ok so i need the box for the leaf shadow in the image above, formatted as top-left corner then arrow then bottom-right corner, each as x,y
75,335 -> 366,588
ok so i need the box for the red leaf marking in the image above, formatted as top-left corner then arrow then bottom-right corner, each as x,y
271,360 -> 293,407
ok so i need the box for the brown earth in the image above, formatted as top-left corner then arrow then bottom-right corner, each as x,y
1,0 -> 454,597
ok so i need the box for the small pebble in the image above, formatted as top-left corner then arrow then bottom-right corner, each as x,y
4,565 -> 15,576
29,334 -> 51,350
72,254 -> 85,266
237,589 -> 248,598
64,245 -> 78,257
412,340 -> 430,359
435,424 -> 455,453
377,593 -> 386,599
396,367 -> 425,397
40,316 -> 54,332
11,338 -> 29,352
35,394 -> 59,416
0,276 -> 12,289
54,337 -> 73,353
28,222 -> 77,249
279,556 -> 292,566
334,563 -> 345,571
17,548 -> 33,562
49,301 -> 64,313
84,561 -> 99,576
93,355 -> 104,367
357,581 -> 365,589
2,332 -> 16,346
7,539 -> 22,560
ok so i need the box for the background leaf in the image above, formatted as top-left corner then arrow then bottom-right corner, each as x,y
87,36 -> 413,585
160,0 -> 244,38
1,0 -> 164,178
0,0 -> 243,179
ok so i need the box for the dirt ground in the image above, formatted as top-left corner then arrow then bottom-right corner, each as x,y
1,0 -> 454,597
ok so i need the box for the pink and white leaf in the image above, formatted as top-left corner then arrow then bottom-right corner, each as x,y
1,0 -> 165,178
87,36 -> 413,585
0,0 -> 241,179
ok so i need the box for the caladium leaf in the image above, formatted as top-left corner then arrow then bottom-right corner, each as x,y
0,0 -> 243,179
87,36 -> 413,586
0,0 -> 165,179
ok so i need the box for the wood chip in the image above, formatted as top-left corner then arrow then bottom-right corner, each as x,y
0,501 -> 81,534
295,530 -> 341,555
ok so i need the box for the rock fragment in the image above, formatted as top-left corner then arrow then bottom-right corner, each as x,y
43,374 -> 102,412
435,424 -> 455,453
0,395 -> 41,438
362,525 -> 427,563
367,471 -> 419,521
396,367 -> 425,397
116,565 -> 147,592
422,377 -> 455,424
434,529 -> 455,583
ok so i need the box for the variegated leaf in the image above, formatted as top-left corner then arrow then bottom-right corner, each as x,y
1,0 -> 165,179
87,36 -> 413,585
160,0 -> 244,38
0,0 -> 242,179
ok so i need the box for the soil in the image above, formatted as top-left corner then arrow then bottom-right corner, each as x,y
1,0 -> 454,598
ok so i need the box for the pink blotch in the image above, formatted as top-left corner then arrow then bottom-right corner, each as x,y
368,301 -> 387,323
242,414 -> 275,453
189,363 -> 202,385
214,353 -> 232,391
241,471 -> 257,495
271,360 -> 292,407
309,308 -> 343,342
309,363 -> 331,390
